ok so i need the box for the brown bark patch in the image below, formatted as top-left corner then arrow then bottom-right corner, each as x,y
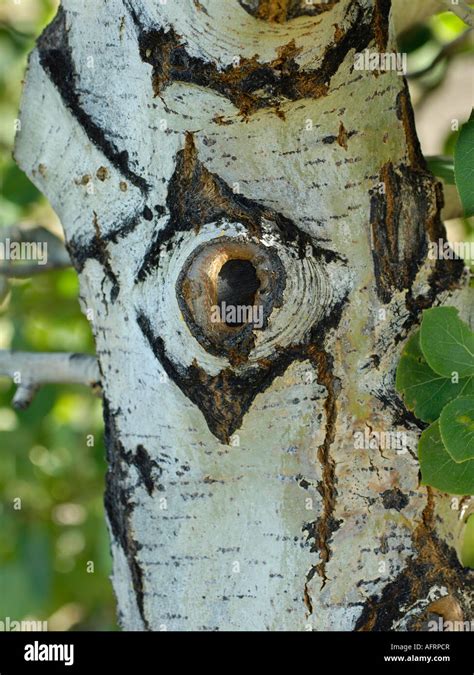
372,0 -> 391,52
427,595 -> 464,624
303,347 -> 342,590
240,0 -> 340,21
370,163 -> 438,303
337,121 -> 348,149
396,83 -> 426,171
256,0 -> 291,23
96,166 -> 109,181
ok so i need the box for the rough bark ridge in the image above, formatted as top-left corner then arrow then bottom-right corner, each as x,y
15,0 -> 473,630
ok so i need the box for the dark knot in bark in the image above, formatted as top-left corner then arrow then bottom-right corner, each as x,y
176,236 -> 286,360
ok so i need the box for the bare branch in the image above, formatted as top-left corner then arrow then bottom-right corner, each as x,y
443,0 -> 474,28
0,351 -> 101,409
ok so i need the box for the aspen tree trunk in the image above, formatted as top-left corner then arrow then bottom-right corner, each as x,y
15,0 -> 473,631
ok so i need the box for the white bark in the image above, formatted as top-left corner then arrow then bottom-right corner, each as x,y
14,0 -> 473,631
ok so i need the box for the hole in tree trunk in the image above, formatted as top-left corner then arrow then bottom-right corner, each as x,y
217,259 -> 261,326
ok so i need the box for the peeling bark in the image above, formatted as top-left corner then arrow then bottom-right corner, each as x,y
15,0 -> 473,631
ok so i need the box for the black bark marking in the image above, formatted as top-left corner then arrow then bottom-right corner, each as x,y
137,1 -> 375,117
38,6 -> 149,192
375,389 -> 428,433
66,213 -> 120,302
355,533 -> 471,631
137,132 -> 341,282
391,262 -> 465,353
103,399 -> 150,630
143,206 -> 154,221
133,445 -> 161,496
104,210 -> 143,244
385,246 -> 464,350
65,204 -> 149,298
137,313 -> 297,444
136,296 -> 348,444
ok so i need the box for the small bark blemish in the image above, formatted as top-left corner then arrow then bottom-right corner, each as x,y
337,121 -> 348,150
381,488 -> 409,512
96,166 -> 109,181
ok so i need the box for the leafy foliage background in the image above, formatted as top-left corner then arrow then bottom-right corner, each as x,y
0,0 -> 115,631
0,0 -> 472,630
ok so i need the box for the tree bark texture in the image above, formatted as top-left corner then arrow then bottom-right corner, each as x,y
15,0 -> 473,631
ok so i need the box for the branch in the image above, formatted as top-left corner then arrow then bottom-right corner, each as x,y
441,0 -> 474,27
0,351 -> 101,409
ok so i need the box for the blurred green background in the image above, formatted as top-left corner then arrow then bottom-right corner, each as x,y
0,0 -> 472,632
0,0 -> 116,630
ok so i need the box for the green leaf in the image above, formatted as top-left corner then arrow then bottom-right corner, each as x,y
419,421 -> 474,495
420,307 -> 474,379
426,155 -> 456,185
439,396 -> 474,463
396,332 -> 474,423
460,514 -> 474,569
454,109 -> 474,217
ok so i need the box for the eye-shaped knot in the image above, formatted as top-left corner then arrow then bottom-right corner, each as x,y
176,237 -> 286,361
137,219 -> 344,441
